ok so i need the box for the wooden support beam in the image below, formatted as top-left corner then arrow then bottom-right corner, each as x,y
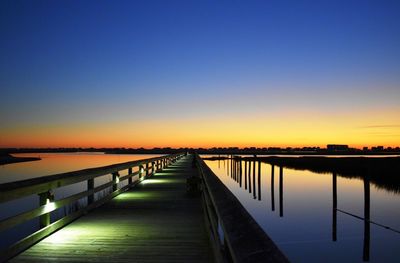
271,165 -> 275,211
253,161 -> 256,199
279,166 -> 283,217
258,161 -> 261,201
112,172 -> 120,192
128,167 -> 132,185
244,161 -> 247,190
38,191 -> 53,229
363,175 -> 370,261
87,178 -> 94,205
332,172 -> 337,241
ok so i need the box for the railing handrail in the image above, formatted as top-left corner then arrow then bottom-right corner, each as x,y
0,154 -> 181,203
0,153 -> 186,262
195,153 -> 289,263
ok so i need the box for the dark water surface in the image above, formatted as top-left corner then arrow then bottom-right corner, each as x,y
0,153 -> 162,184
204,157 -> 400,263
1,153 -> 399,262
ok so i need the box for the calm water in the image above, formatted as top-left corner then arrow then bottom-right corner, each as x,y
0,153 -> 161,249
204,157 -> 400,263
0,153 -> 162,184
1,153 -> 399,262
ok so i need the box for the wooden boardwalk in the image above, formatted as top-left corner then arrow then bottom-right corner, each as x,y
10,155 -> 214,262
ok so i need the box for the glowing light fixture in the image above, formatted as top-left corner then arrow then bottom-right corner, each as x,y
44,191 -> 56,212
45,200 -> 56,212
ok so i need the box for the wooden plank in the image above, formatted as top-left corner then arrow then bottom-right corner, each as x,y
9,156 -> 214,263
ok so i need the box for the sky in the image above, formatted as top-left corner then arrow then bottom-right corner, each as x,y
1,0 -> 399,148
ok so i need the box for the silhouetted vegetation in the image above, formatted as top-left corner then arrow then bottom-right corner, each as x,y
253,157 -> 400,193
0,152 -> 40,165
2,146 -> 400,155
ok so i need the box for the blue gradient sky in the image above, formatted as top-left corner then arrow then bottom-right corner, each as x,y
1,0 -> 400,148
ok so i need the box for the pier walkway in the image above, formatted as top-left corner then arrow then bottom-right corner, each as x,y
10,155 -> 214,262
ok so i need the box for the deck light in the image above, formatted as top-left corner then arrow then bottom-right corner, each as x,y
44,191 -> 56,211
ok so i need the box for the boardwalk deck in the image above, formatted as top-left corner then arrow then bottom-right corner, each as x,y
10,155 -> 214,262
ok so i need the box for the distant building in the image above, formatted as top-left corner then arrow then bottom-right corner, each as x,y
327,144 -> 349,151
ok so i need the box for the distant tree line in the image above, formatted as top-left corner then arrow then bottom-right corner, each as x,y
1,145 -> 399,155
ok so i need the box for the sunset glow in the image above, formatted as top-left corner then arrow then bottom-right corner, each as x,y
1,1 -> 399,149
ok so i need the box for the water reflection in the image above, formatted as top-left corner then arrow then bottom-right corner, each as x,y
332,173 -> 337,242
364,176 -> 370,262
214,156 -> 400,262
230,158 -> 284,216
332,173 -> 370,261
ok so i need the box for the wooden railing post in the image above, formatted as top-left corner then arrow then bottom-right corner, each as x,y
87,178 -> 94,205
146,163 -> 149,177
139,165 -> 144,179
112,172 -> 119,192
38,191 -> 53,228
128,167 -> 132,185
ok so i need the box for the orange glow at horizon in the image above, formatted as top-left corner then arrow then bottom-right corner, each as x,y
1,107 -> 399,149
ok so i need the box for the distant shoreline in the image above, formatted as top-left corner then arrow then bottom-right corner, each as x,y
1,148 -> 400,156
0,153 -> 41,165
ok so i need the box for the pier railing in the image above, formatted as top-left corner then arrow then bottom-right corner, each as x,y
0,153 -> 185,261
195,154 -> 289,263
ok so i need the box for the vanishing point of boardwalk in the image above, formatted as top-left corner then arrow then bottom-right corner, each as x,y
10,156 -> 214,262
